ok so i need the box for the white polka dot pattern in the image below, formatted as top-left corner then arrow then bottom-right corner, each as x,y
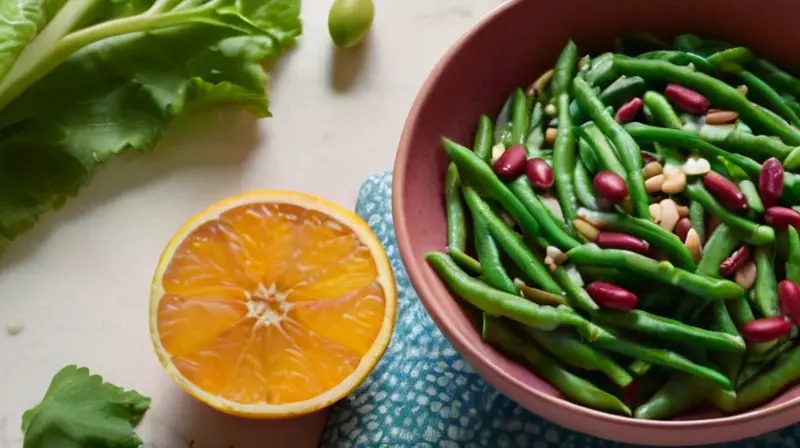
319,171 -> 800,447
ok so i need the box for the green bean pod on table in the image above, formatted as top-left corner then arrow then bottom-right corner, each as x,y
432,35 -> 800,419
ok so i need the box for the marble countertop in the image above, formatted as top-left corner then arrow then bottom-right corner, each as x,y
0,1 -> 499,447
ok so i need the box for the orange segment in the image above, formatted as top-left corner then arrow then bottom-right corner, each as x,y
149,191 -> 396,418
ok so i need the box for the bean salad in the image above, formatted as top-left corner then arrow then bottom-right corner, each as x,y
429,34 -> 800,419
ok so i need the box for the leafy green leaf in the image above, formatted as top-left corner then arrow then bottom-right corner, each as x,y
22,365 -> 151,448
0,0 -> 301,246
717,156 -> 750,182
0,0 -> 69,80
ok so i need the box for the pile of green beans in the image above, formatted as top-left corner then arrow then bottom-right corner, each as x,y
431,35 -> 800,420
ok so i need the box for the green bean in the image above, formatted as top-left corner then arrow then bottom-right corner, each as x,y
578,137 -> 600,173
613,57 -> 800,145
472,211 -> 517,294
577,209 -> 697,271
427,252 -> 565,329
753,244 -> 779,317
514,278 -> 567,306
552,41 -> 578,97
753,58 -> 800,97
688,122 -> 795,162
736,346 -> 800,411
737,340 -> 795,389
689,201 -> 706,244
427,252 -> 732,388
445,164 -> 467,252
698,223 -> 739,277
584,52 -> 617,88
739,180 -> 764,216
494,92 -> 514,146
684,182 -> 775,246
473,115 -> 495,162
727,295 -> 756,328
624,124 -> 763,178
728,67 -> 800,129
642,91 -> 682,129
550,265 -> 599,313
573,77 -> 650,219
508,177 -> 580,251
482,316 -> 632,415
786,226 -> 800,283
566,244 -> 745,301
526,102 -> 546,157
574,160 -> 600,210
463,187 -> 563,295
594,309 -> 745,352
551,42 -> 580,226
628,360 -> 652,377
578,265 -> 647,289
443,139 -> 548,247
447,247 -> 482,276
638,50 -> 714,73
634,373 -> 706,419
599,76 -> 647,108
510,88 -> 529,145
553,93 -> 579,225
526,328 -> 633,387
580,123 -> 626,178
705,47 -> 754,68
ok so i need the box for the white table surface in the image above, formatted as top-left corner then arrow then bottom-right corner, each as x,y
0,1 -> 500,447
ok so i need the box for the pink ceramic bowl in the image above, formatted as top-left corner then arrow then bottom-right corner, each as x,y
392,0 -> 800,445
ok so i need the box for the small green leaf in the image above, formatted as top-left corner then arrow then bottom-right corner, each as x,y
22,365 -> 151,448
717,156 -> 750,182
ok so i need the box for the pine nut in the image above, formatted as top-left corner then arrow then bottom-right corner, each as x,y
706,110 -> 739,125
574,219 -> 600,241
645,174 -> 665,194
662,167 -> 687,194
735,261 -> 757,290
659,199 -> 680,232
643,161 -> 663,179
649,203 -> 662,223
685,228 -> 703,263
545,127 -> 558,144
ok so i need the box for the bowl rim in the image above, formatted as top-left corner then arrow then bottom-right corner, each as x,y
392,0 -> 800,433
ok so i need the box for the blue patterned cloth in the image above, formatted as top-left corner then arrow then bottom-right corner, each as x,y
319,171 -> 800,447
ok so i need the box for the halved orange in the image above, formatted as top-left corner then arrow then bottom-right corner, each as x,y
149,191 -> 396,418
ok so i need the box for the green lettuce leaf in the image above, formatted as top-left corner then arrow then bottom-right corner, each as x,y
0,0 -> 301,247
21,365 -> 151,448
0,0 -> 69,80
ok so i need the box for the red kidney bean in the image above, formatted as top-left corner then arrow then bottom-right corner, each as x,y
674,218 -> 693,242
703,172 -> 748,214
740,317 -> 792,343
593,171 -> 629,205
640,152 -> 657,165
492,144 -> 527,179
586,282 -> 638,310
758,157 -> 784,208
525,157 -> 554,190
765,206 -> 800,231
595,232 -> 650,255
615,97 -> 643,124
664,83 -> 711,115
719,245 -> 751,277
779,280 -> 800,325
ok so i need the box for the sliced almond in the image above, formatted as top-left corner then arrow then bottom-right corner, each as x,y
659,199 -> 680,232
706,110 -> 739,125
574,219 -> 599,242
685,228 -> 703,263
683,157 -> 711,176
491,143 -> 506,164
649,203 -> 662,223
662,166 -> 687,194
643,161 -> 664,179
645,174 -> 665,194
735,261 -> 757,290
